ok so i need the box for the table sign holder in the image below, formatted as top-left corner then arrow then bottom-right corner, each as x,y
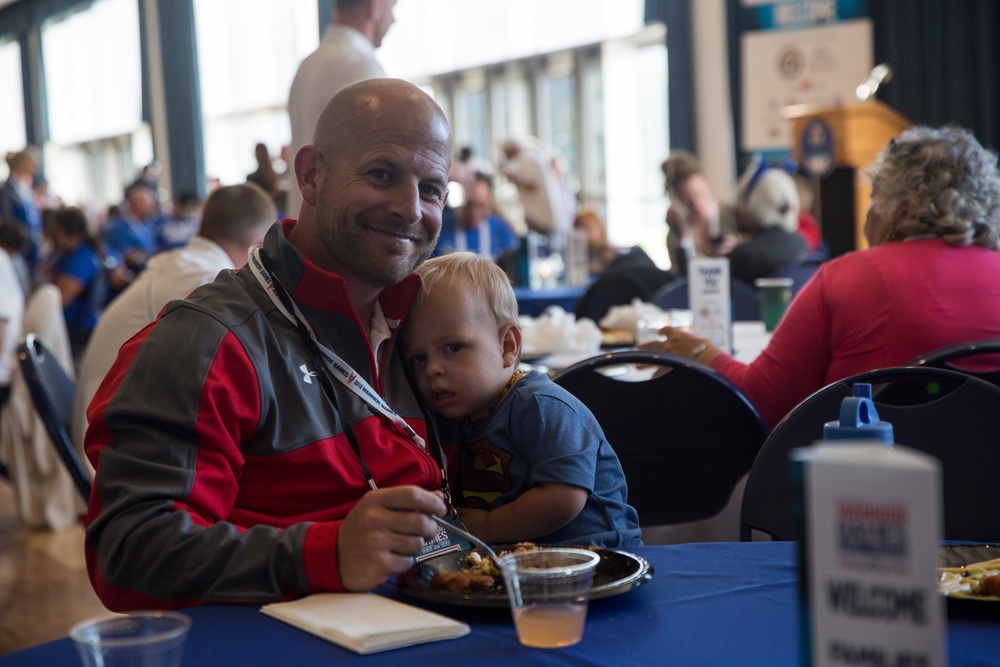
792,443 -> 946,667
688,258 -> 732,353
565,229 -> 590,286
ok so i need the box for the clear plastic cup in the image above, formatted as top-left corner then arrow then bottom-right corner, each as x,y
635,314 -> 668,345
499,547 -> 601,648
70,611 -> 191,667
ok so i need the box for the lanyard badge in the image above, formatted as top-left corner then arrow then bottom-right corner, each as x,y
416,509 -> 472,562
249,247 -> 469,559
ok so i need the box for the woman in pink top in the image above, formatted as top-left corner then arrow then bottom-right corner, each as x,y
643,125 -> 1000,428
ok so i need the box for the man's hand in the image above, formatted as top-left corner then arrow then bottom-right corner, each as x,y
337,486 -> 447,591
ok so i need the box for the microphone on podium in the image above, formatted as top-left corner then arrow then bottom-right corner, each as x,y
855,64 -> 893,101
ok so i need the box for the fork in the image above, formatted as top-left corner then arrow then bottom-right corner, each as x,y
431,514 -> 501,564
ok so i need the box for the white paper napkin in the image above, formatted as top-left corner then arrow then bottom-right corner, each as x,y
260,593 -> 470,655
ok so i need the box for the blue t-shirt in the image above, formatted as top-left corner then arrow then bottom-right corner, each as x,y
432,207 -> 518,260
0,180 -> 42,272
55,244 -> 104,350
156,214 -> 200,252
447,370 -> 642,548
103,216 -> 159,261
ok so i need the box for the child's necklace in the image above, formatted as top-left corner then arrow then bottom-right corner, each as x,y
472,369 -> 526,425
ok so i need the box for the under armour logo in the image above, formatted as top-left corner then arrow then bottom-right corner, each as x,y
300,364 -> 318,384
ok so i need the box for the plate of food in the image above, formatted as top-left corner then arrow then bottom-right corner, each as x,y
937,544 -> 1000,615
396,542 -> 654,608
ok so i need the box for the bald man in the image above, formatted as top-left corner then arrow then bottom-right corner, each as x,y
84,79 -> 453,611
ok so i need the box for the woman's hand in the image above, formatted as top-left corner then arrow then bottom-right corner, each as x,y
636,326 -> 721,365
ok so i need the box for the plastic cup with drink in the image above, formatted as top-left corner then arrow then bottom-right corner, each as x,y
499,547 -> 601,648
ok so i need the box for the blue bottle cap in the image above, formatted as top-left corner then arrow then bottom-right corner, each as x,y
852,383 -> 873,400
823,391 -> 894,445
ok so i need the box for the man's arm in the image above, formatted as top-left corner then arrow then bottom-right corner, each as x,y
85,306 -> 444,610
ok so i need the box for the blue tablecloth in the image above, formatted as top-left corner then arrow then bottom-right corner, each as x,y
3,542 -> 996,666
513,284 -> 588,317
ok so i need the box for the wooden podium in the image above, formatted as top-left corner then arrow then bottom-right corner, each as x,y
785,101 -> 911,256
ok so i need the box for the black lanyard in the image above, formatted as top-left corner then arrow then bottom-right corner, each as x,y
257,250 -> 453,504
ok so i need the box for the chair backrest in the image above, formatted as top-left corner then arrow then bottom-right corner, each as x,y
730,279 -> 761,321
17,333 -> 91,501
650,277 -> 762,321
574,269 -> 664,323
649,277 -> 689,311
775,251 -> 826,296
741,366 -> 1000,543
552,350 -> 768,527
909,339 -> 1000,388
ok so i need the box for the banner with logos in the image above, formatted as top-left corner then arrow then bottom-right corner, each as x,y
739,0 -> 873,154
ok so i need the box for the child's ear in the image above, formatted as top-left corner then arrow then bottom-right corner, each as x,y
500,324 -> 522,369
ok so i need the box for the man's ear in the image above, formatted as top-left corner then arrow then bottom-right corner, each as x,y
294,145 -> 322,208
500,324 -> 522,369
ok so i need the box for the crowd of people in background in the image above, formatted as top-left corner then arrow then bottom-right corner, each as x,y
0,118 -> 583,410
1,127 -> 828,403
1,0 -> 998,636
0,147 -> 285,380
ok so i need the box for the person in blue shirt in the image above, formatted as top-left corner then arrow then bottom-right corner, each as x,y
1,147 -> 43,278
103,182 -> 160,275
433,171 -> 518,260
403,252 -> 642,548
44,207 -> 106,358
156,191 -> 203,252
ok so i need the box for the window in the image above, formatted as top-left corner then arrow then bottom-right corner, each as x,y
194,0 -> 318,185
452,71 -> 490,163
600,28 -> 669,265
580,58 -> 605,198
40,0 -> 145,208
0,39 -> 26,178
380,0 -> 667,262
491,69 -> 532,153
536,52 -> 578,194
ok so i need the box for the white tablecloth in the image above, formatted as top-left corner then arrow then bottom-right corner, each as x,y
533,321 -> 772,374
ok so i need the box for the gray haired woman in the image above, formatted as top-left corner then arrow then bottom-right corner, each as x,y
727,166 -> 809,285
641,125 -> 1000,428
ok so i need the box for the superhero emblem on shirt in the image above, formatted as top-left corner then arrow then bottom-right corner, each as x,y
457,438 -> 512,510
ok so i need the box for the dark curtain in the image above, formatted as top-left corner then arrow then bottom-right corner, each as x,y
870,0 -> 999,152
645,0 -> 696,152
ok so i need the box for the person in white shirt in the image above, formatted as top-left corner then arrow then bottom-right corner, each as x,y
498,137 -> 575,250
0,222 -> 28,407
72,183 -> 277,456
285,0 -> 397,219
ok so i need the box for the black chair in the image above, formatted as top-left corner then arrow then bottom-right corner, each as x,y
574,265 -> 673,323
17,333 -> 91,501
775,250 -> 826,296
650,277 -> 762,321
740,366 -> 1000,543
909,339 -> 1000,389
552,350 -> 768,527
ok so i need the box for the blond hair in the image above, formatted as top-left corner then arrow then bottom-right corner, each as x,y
413,252 -> 519,330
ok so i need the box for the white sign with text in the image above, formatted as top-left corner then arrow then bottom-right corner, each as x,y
794,443 -> 945,667
688,258 -> 732,353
